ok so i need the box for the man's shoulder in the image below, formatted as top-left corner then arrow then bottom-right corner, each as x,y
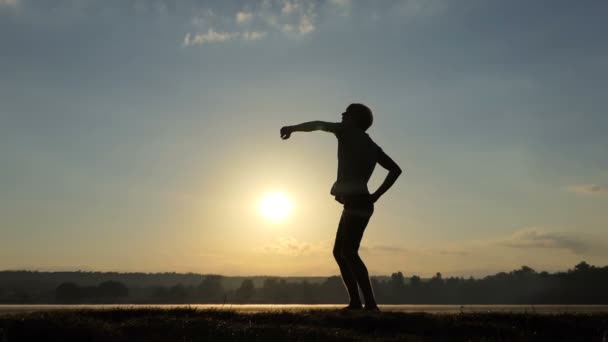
339,130 -> 383,154
364,133 -> 383,151
323,122 -> 344,135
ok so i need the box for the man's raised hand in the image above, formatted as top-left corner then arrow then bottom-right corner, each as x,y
280,126 -> 292,140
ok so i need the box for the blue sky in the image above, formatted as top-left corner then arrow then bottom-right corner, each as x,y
1,0 -> 607,276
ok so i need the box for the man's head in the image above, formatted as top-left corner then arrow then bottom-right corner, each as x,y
342,103 -> 373,131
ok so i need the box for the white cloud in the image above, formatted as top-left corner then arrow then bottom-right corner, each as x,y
242,31 -> 267,41
184,1 -> 320,47
236,11 -> 253,24
568,184 -> 608,195
183,29 -> 239,47
183,29 -> 267,47
263,1 -> 316,36
298,14 -> 315,34
281,1 -> 298,14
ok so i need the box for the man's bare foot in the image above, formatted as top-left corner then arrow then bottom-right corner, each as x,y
341,304 -> 363,311
364,305 -> 381,312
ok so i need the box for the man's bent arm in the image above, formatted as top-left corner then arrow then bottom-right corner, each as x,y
286,121 -> 341,133
371,150 -> 402,202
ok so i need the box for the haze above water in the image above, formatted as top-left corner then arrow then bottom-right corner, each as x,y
1,305 -> 607,315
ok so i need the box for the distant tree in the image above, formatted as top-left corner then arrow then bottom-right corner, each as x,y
98,281 -> 129,298
261,278 -> 279,302
235,279 -> 255,303
55,282 -> 82,302
261,278 -> 291,302
320,276 -> 348,303
409,275 -> 421,287
296,280 -> 315,303
390,272 -> 405,288
169,284 -> 188,301
152,286 -> 169,300
198,275 -> 224,302
387,272 -> 405,302
574,261 -> 591,272
5,262 -> 608,305
429,272 -> 443,287
276,279 -> 289,302
514,266 -> 536,277
13,290 -> 31,303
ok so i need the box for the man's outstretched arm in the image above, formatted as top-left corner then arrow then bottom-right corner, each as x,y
280,121 -> 341,139
371,150 -> 402,203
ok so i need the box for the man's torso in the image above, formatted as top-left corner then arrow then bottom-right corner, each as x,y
331,125 -> 381,198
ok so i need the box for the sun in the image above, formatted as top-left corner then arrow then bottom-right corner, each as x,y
258,192 -> 294,223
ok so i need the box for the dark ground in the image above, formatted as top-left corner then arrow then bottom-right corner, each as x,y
1,308 -> 607,341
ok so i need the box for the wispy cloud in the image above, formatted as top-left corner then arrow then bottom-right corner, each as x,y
297,14 -> 315,34
236,11 -> 253,24
0,0 -> 17,7
359,244 -> 471,257
183,30 -> 240,47
281,1 -> 299,14
436,249 -> 471,257
361,227 -> 602,258
567,184 -> 608,195
256,237 -> 317,256
183,0 -> 319,47
360,245 -> 409,253
183,29 -> 268,46
497,227 -> 590,254
242,31 -> 267,41
256,0 -> 318,35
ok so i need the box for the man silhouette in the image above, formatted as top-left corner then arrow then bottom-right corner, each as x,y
280,103 -> 402,311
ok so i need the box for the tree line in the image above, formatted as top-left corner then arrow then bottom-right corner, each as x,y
1,262 -> 607,304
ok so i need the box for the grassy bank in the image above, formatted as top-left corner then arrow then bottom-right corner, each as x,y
1,308 -> 607,341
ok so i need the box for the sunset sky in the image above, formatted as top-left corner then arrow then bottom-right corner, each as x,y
1,0 -> 607,277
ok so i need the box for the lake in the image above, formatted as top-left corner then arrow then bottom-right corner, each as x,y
1,304 -> 608,315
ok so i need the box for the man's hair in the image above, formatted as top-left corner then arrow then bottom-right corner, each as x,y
347,103 -> 373,131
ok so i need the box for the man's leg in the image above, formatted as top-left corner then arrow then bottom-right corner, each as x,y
333,211 -> 362,308
341,208 -> 378,309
